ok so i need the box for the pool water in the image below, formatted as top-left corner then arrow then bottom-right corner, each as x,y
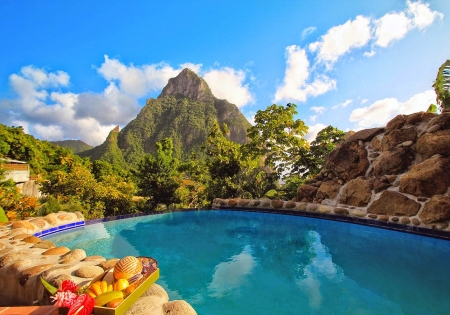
44,210 -> 450,315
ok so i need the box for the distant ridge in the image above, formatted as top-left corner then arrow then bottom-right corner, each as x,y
79,69 -> 251,166
52,140 -> 93,154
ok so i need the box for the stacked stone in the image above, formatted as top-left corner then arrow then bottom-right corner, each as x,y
0,211 -> 197,315
287,110 -> 450,231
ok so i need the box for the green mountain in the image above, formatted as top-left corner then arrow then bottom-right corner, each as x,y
80,68 -> 251,166
51,140 -> 93,154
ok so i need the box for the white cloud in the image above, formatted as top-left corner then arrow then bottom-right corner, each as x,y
1,59 -> 255,145
310,106 -> 326,114
301,26 -> 317,40
305,123 -> 327,142
1,65 -> 139,145
273,45 -> 336,103
363,50 -> 376,57
203,67 -> 254,107
309,15 -> 371,64
310,115 -> 317,123
360,99 -> 368,104
97,55 -> 189,97
374,12 -> 410,47
374,0 -> 443,47
349,90 -> 436,129
407,0 -> 444,29
332,99 -> 353,110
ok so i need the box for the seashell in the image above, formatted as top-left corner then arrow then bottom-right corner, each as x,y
113,256 -> 143,280
127,273 -> 143,285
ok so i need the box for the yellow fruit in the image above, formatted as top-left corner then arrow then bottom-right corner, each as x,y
107,284 -> 113,292
107,298 -> 124,308
95,290 -> 124,307
89,283 -> 102,296
85,289 -> 97,298
101,280 -> 108,293
113,278 -> 129,291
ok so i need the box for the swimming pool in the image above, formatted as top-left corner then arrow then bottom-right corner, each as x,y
44,210 -> 450,315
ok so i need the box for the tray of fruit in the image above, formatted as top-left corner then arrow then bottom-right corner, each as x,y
86,256 -> 159,315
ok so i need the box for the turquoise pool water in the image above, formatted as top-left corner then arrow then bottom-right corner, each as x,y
44,210 -> 450,315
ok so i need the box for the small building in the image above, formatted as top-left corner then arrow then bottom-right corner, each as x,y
1,159 -> 30,183
1,159 -> 41,197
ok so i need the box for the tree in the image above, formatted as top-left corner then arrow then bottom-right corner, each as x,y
203,121 -> 242,199
292,125 -> 345,177
432,60 -> 450,110
244,103 -> 309,179
135,138 -> 180,209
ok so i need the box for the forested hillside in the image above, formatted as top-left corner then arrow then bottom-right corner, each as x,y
52,140 -> 93,154
1,101 -> 344,222
80,69 -> 251,165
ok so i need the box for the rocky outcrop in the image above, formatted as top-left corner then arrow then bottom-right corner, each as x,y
367,191 -> 420,216
297,185 -> 318,202
339,177 -> 374,207
380,126 -> 417,151
372,147 -> 414,176
399,154 -> 450,197
316,180 -> 341,201
159,68 -> 214,103
416,129 -> 450,159
290,110 -> 450,230
325,142 -> 370,182
419,195 -> 450,225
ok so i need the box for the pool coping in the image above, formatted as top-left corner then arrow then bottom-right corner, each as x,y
216,207 -> 450,241
36,207 -> 450,241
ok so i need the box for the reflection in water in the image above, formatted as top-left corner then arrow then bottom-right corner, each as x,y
208,245 -> 256,298
45,210 -> 450,315
296,231 -> 340,309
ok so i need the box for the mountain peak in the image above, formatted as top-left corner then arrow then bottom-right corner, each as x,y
158,68 -> 214,102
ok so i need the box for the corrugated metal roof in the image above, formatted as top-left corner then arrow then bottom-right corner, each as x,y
0,158 -> 27,164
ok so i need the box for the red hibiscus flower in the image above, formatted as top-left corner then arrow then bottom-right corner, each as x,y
67,294 -> 95,315
61,280 -> 79,293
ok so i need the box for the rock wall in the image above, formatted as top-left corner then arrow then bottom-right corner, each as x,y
0,212 -> 197,315
298,110 -> 450,231
213,110 -> 450,236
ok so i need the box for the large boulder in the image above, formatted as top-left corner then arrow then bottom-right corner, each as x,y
416,129 -> 450,159
372,147 -> 414,177
419,195 -> 450,224
339,177 -> 374,207
380,126 -> 417,151
426,111 -> 450,130
316,180 -> 341,201
405,112 -> 436,126
385,114 -> 407,133
399,154 -> 450,197
367,190 -> 420,216
345,127 -> 385,143
297,185 -> 318,202
325,142 -> 370,182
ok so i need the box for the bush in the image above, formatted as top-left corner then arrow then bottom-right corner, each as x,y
0,206 -> 8,223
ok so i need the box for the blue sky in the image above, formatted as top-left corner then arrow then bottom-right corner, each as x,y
0,0 -> 449,146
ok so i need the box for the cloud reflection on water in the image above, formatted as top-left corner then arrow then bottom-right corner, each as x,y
208,245 -> 256,298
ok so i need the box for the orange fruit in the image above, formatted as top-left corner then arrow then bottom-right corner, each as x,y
108,298 -> 124,308
113,278 -> 129,291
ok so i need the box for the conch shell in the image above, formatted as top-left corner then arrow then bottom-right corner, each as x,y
113,256 -> 143,280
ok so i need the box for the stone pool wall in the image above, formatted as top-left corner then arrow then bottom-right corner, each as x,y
0,211 -> 197,315
212,198 -> 450,240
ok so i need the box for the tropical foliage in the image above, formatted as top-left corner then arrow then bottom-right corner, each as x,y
432,60 -> 450,110
0,99 -> 345,219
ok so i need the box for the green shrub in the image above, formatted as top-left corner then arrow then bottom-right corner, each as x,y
0,206 -> 8,223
